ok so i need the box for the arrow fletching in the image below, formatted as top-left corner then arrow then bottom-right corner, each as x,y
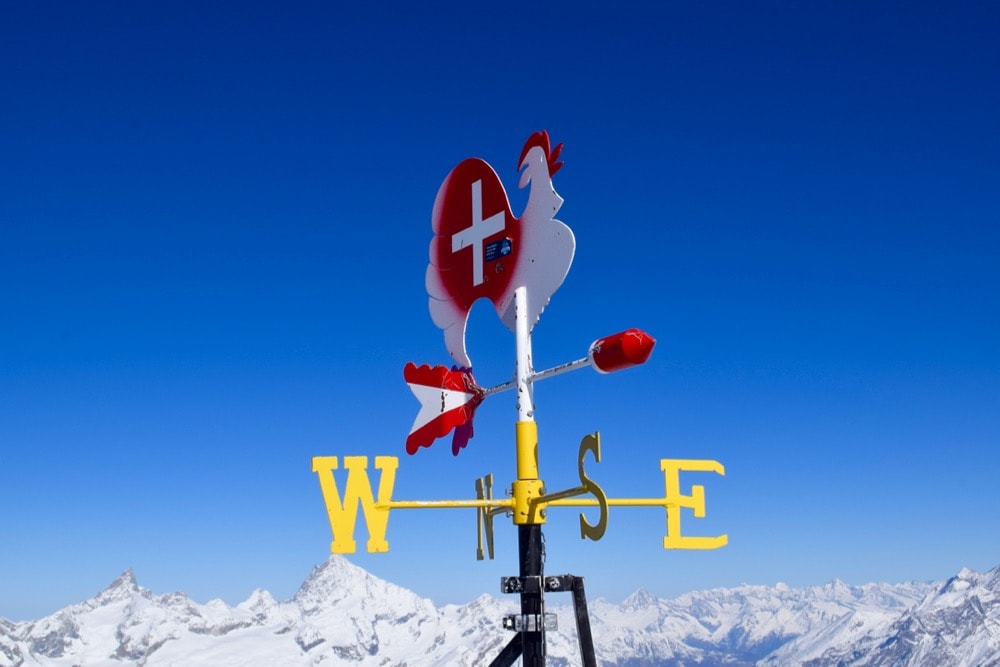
403,363 -> 485,455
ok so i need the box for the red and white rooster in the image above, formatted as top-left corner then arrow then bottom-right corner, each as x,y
406,131 -> 576,454
427,130 -> 575,369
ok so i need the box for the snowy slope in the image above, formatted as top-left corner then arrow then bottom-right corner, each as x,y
0,557 -> 515,667
797,564 -> 1000,666
563,578 -> 930,666
2,557 -> 998,666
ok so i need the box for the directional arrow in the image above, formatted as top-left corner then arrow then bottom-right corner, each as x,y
403,363 -> 484,455
404,329 -> 655,455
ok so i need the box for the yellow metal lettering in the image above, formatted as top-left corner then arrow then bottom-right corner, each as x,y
660,459 -> 728,550
577,433 -> 608,541
312,456 -> 399,554
475,474 -> 496,560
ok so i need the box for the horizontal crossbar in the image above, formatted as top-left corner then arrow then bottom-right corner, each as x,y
377,497 -> 677,510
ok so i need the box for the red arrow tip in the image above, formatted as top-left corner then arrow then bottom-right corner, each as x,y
589,328 -> 656,374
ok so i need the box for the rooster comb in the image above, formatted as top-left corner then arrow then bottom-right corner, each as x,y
518,130 -> 563,177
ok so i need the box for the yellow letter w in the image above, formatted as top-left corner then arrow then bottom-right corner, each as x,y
312,456 -> 399,554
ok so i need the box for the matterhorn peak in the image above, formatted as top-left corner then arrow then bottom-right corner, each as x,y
93,568 -> 145,607
112,568 -> 138,588
296,555 -> 364,593
292,555 -> 379,612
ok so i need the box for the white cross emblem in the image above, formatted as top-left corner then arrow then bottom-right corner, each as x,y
452,179 -> 505,287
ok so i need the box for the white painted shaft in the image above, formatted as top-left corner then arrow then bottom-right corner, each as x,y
513,286 -> 534,422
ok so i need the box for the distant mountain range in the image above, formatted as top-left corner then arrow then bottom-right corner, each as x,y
1,556 -> 997,666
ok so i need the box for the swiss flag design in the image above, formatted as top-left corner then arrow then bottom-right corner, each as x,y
430,158 -> 520,314
426,131 -> 575,370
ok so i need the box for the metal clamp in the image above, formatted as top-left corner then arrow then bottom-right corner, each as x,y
501,613 -> 558,632
500,575 -> 542,594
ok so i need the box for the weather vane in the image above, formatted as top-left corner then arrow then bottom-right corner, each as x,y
313,131 -> 726,666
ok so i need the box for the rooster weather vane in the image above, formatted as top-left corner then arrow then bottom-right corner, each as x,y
406,131 -> 653,456
313,131 -> 726,666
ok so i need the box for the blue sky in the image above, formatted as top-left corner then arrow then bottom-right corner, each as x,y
2,2 -> 998,622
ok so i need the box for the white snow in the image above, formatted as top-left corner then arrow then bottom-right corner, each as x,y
2,557 -> 997,666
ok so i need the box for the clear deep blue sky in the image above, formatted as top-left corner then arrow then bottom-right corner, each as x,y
2,2 -> 998,622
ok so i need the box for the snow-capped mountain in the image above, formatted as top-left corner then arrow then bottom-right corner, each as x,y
794,565 -> 1000,666
0,558 -> 512,667
585,578 -> 932,666
1,557 -> 997,666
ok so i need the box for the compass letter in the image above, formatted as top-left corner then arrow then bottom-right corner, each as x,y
312,456 -> 399,554
660,459 -> 728,549
578,433 -> 609,541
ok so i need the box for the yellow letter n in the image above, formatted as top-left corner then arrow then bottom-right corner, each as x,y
312,456 -> 399,554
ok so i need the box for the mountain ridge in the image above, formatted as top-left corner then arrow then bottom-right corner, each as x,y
1,556 -> 997,666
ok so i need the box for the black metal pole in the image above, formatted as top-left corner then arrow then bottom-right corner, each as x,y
489,635 -> 522,667
518,523 -> 545,665
571,577 -> 597,667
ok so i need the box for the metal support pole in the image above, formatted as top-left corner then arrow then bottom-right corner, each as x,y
489,635 -> 522,667
518,524 -> 545,666
570,577 -> 597,667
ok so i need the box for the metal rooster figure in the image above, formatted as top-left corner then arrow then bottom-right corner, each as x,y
428,130 -> 574,371
406,131 -> 653,457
